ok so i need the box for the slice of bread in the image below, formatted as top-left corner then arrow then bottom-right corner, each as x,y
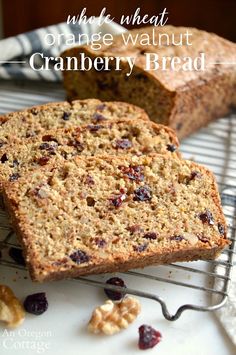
0,119 -> 179,190
3,154 -> 228,282
0,99 -> 149,148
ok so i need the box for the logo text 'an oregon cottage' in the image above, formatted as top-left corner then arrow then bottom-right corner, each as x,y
29,7 -> 206,75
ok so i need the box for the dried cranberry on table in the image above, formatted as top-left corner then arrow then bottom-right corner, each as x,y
23,293 -> 48,315
104,277 -> 127,301
138,324 -> 162,350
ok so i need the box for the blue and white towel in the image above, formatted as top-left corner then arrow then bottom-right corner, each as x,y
0,19 -> 125,81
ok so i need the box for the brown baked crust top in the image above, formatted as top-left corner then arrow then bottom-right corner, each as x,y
3,154 -> 228,282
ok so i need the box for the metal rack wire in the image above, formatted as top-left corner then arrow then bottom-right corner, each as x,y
0,81 -> 235,321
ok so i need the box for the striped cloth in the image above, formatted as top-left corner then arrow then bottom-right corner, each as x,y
0,19 -> 125,81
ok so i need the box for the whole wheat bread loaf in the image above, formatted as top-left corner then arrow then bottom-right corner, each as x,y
62,26 -> 236,139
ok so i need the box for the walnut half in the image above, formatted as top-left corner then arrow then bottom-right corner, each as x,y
0,285 -> 25,328
88,296 -> 141,335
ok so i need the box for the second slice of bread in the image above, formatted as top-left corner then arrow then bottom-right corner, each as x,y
0,119 -> 179,190
0,99 -> 149,148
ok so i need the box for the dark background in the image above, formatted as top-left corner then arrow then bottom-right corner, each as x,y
2,0 -> 236,41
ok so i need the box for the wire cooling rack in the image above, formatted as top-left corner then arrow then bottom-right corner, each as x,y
0,81 -> 235,321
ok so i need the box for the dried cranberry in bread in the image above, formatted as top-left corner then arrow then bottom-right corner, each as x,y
3,154 -> 228,282
0,119 -> 179,190
62,25 -> 236,139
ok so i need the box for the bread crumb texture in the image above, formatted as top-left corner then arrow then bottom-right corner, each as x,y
3,155 -> 228,281
0,119 -> 179,189
0,99 -> 149,147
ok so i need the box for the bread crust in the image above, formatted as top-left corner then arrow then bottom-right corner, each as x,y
2,154 -> 228,282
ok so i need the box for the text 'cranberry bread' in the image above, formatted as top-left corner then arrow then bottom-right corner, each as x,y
62,25 -> 236,139
0,99 -> 149,147
3,154 -> 228,282
0,119 -> 179,190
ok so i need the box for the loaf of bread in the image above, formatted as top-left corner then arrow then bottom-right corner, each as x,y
62,25 -> 236,138
0,119 -> 179,190
0,99 -> 148,147
3,154 -> 228,282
